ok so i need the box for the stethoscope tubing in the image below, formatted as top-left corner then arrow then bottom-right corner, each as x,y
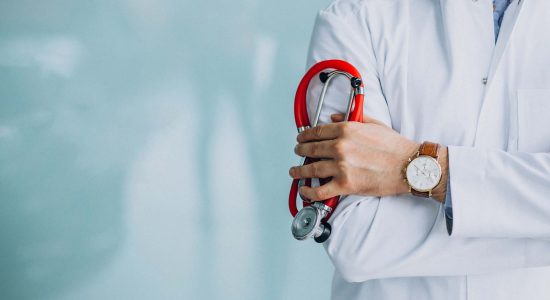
290,59 -> 364,221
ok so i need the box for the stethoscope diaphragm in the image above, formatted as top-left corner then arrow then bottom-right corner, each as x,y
291,202 -> 332,243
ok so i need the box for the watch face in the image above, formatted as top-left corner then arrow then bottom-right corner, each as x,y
406,155 -> 442,192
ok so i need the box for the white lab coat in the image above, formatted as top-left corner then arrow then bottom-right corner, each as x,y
306,0 -> 550,299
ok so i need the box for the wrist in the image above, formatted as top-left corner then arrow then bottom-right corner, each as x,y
401,142 -> 448,202
431,146 -> 449,203
397,142 -> 421,194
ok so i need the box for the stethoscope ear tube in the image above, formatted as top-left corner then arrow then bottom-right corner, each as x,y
290,59 -> 364,242
293,59 -> 364,129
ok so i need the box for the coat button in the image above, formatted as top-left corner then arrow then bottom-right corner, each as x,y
482,77 -> 488,85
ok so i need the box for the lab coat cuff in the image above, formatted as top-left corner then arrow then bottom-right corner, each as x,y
446,146 -> 490,238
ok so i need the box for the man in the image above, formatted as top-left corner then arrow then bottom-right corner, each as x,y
288,0 -> 550,299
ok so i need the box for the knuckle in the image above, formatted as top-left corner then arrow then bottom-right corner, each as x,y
338,123 -> 348,135
336,164 -> 352,189
310,163 -> 320,177
313,126 -> 324,138
339,175 -> 351,189
294,167 -> 303,177
310,144 -> 319,157
341,122 -> 353,134
333,140 -> 346,156
336,161 -> 348,173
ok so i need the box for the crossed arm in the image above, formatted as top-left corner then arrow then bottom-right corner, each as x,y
292,7 -> 550,282
289,113 -> 449,203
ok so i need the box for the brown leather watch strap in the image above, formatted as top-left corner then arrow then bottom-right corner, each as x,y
418,141 -> 440,159
411,189 -> 431,198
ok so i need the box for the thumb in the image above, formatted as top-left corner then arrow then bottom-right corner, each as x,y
330,114 -> 346,123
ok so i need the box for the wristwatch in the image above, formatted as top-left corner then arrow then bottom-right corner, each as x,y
404,141 -> 442,198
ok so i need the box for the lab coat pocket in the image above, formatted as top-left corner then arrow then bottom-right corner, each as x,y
516,89 -> 550,153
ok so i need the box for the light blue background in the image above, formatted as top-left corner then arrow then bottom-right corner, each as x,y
0,1 -> 334,299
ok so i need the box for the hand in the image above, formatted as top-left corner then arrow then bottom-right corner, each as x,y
289,114 -> 420,201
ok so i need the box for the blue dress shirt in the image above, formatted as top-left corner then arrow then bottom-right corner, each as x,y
494,0 -> 513,40
444,0 -> 513,232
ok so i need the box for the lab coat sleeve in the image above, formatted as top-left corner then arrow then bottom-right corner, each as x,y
306,8 -> 391,128
307,3 -> 550,283
448,147 -> 550,238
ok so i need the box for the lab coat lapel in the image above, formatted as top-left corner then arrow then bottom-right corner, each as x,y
474,0 -> 526,148
438,0 -> 494,74
485,0 -> 525,86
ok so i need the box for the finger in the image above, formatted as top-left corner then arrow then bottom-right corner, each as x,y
297,123 -> 342,143
294,140 -> 337,158
299,181 -> 340,201
330,113 -> 346,123
289,160 -> 337,179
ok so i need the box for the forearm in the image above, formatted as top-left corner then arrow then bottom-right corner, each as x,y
326,192 -> 550,282
447,146 -> 550,238
324,141 -> 550,281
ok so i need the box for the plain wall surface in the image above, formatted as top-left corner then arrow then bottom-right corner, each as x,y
0,1 -> 333,299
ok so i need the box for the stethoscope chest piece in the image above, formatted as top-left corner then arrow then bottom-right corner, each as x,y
291,202 -> 332,243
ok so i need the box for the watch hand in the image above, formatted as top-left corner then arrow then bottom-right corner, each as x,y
416,165 -> 429,177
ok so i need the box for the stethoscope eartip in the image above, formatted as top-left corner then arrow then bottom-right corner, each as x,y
351,77 -> 362,88
319,72 -> 329,83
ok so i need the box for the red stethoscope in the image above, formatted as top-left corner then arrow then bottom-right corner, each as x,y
289,59 -> 364,243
